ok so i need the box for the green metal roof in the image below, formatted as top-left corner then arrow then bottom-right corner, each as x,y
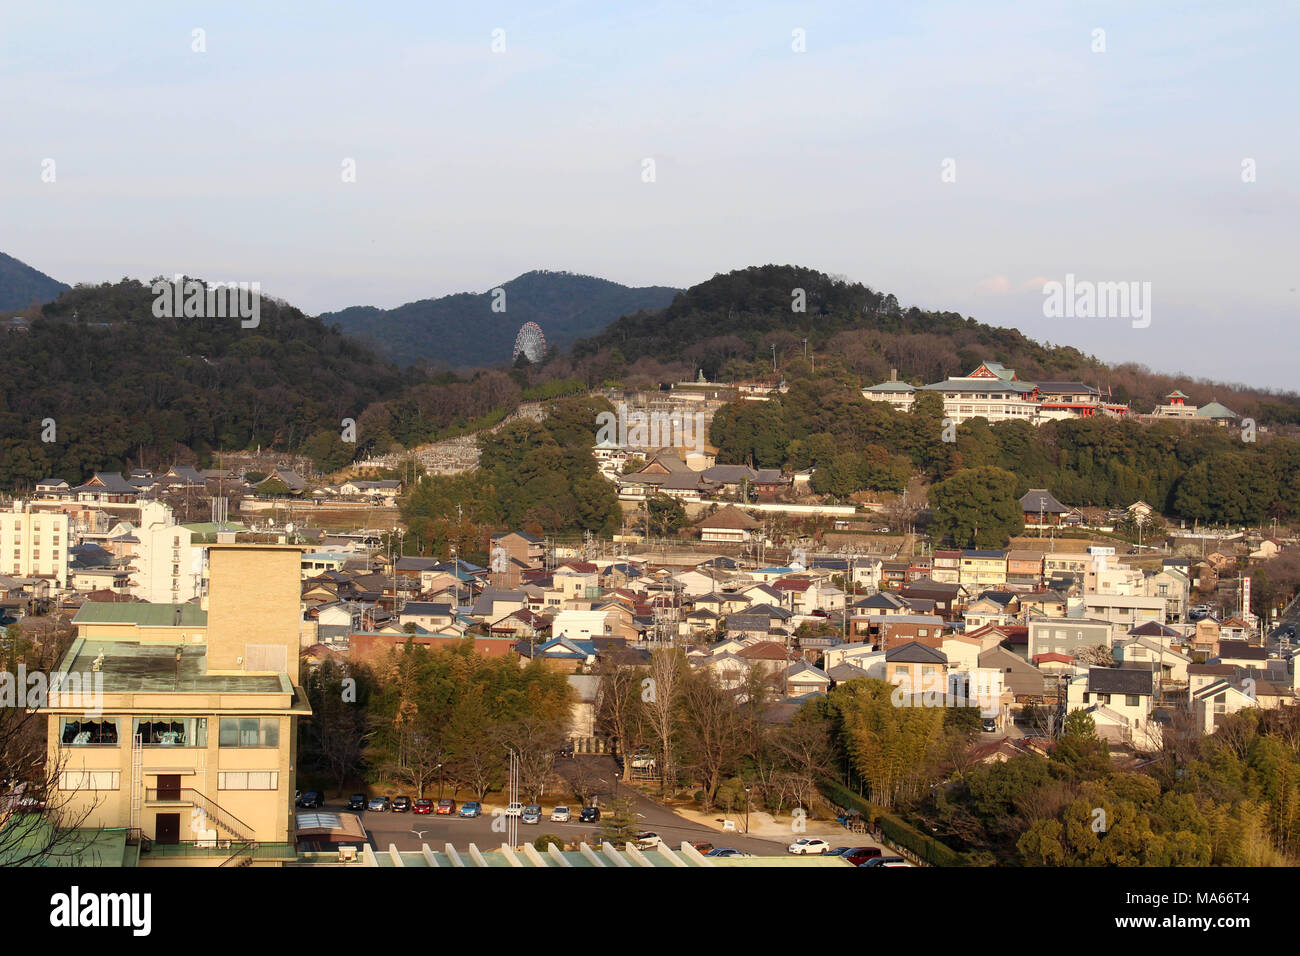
1196,401 -> 1237,419
73,602 -> 207,627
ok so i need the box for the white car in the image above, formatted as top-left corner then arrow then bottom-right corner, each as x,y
788,838 -> 830,855
633,831 -> 663,849
550,806 -> 571,823
504,802 -> 524,817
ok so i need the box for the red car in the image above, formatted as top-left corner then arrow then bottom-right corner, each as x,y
436,798 -> 456,815
413,799 -> 434,815
842,847 -> 884,866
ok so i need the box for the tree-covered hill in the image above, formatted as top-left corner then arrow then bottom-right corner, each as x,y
569,264 -> 1300,420
321,270 -> 680,369
0,252 -> 70,313
0,278 -> 415,488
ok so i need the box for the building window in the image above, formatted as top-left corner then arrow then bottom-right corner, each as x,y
218,771 -> 279,791
1126,694 -> 1140,707
219,717 -> 279,748
133,717 -> 207,746
60,718 -> 120,746
60,771 -> 121,791
1098,693 -> 1111,704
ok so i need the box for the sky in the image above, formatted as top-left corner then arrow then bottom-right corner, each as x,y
2,1 -> 1296,389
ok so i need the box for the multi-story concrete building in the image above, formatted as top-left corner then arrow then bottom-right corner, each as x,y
40,543 -> 311,866
129,520 -> 204,604
959,550 -> 1008,589
0,501 -> 70,587
860,369 -> 917,412
919,363 -> 1039,424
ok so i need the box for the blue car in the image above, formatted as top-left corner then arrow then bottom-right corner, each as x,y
521,805 -> 542,824
459,801 -> 482,818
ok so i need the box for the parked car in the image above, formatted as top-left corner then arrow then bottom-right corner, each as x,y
459,801 -> 482,818
556,744 -> 574,759
981,717 -> 998,733
787,838 -> 830,855
504,802 -> 524,817
842,847 -> 884,866
413,799 -> 434,814
296,791 -> 324,809
689,841 -> 714,854
630,748 -> 656,769
437,798 -> 456,815
579,806 -> 601,823
521,805 -> 542,824
633,831 -> 662,849
391,796 -> 412,813
550,805 -> 571,823
704,848 -> 752,858
367,796 -> 391,812
824,846 -> 853,857
860,856 -> 909,867
347,793 -> 367,811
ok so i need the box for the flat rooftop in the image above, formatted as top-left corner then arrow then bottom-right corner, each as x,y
60,640 -> 285,694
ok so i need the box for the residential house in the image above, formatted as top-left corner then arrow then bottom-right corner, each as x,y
1067,667 -> 1161,748
963,591 -> 1020,630
1081,592 -> 1167,640
959,550 -> 1008,589
978,645 -> 1047,700
931,550 -> 962,585
1005,550 -> 1044,587
1020,489 -> 1072,528
1113,637 -> 1191,687
885,641 -> 949,697
1027,616 -> 1112,659
695,505 -> 761,544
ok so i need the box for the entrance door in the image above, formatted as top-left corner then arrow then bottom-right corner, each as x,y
157,774 -> 181,801
155,813 -> 180,844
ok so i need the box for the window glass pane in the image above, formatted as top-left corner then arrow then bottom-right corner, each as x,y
260,719 -> 279,747
239,718 -> 259,746
61,718 -> 119,745
219,718 -> 239,746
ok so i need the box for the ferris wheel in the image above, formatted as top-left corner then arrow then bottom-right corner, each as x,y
512,321 -> 546,364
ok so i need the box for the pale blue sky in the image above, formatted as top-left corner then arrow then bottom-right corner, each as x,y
2,1 -> 1296,387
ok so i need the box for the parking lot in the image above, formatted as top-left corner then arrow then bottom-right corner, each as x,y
318,755 -> 863,857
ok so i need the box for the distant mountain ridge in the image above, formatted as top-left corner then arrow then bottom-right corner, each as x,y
0,252 -> 70,312
321,270 -> 680,369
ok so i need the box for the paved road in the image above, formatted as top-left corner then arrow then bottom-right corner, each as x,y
330,755 -> 878,857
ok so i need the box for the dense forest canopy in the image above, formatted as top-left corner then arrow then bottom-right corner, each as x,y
0,278 -> 416,488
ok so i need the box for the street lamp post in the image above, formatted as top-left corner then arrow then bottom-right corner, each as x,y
744,785 -> 752,835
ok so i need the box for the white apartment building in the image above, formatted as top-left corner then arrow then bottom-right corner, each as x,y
130,520 -> 204,604
0,502 -> 70,587
1081,592 -> 1168,640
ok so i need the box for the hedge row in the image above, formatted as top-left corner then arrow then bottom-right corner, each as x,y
819,779 -> 966,867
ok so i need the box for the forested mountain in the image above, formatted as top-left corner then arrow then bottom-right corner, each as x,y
0,252 -> 69,312
321,270 -> 679,369
0,279 -> 415,489
571,264 -> 1300,420
4,264 -> 1297,537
